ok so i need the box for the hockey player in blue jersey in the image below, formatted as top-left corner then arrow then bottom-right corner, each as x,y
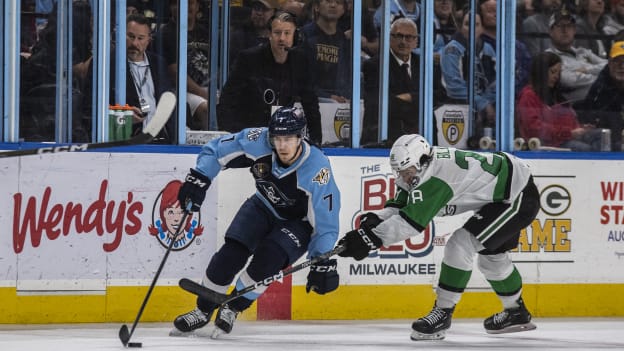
171,106 -> 341,336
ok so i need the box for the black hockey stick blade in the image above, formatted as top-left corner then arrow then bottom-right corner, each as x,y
119,324 -> 131,346
179,245 -> 345,305
0,91 -> 176,158
179,278 -> 229,305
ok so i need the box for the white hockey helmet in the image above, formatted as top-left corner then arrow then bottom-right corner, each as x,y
389,134 -> 432,175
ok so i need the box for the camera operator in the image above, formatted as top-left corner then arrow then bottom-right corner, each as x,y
217,11 -> 322,144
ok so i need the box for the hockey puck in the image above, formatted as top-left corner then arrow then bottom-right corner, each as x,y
127,342 -> 142,348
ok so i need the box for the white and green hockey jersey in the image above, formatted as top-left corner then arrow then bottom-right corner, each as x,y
372,147 -> 533,246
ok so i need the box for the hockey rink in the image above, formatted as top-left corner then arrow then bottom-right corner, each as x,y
1,318 -> 623,350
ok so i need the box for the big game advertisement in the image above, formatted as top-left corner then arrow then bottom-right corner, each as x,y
316,157 -> 624,288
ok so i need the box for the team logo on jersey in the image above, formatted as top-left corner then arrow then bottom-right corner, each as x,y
257,180 -> 295,207
312,168 -> 330,185
252,162 -> 270,179
148,180 -> 203,251
247,128 -> 263,141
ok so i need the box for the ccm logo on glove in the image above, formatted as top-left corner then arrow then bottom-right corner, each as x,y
178,168 -> 212,212
185,173 -> 210,188
306,259 -> 339,295
309,264 -> 338,273
358,228 -> 379,250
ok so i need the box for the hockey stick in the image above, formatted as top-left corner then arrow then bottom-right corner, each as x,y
119,203 -> 192,347
179,244 -> 346,306
0,91 -> 176,158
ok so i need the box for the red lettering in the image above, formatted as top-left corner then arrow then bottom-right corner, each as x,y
125,198 -> 143,235
600,205 -> 624,225
614,205 -> 624,225
12,187 -> 50,253
12,180 -> 144,253
600,181 -> 624,201
363,178 -> 387,211
600,205 -> 609,225
47,203 -> 63,240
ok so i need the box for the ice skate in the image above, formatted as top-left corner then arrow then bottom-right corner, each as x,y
484,297 -> 537,334
410,305 -> 455,341
170,307 -> 213,336
211,304 -> 239,338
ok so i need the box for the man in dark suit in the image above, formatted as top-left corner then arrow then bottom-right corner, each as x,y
118,13 -> 175,142
361,17 -> 420,146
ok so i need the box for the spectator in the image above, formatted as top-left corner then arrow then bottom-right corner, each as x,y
479,0 -> 498,42
20,0 -> 92,142
522,0 -> 562,56
35,0 -> 56,34
338,0 -> 379,58
361,18 -> 420,146
373,0 -> 420,33
440,7 -> 497,137
217,11 -> 323,144
546,6 -> 607,102
478,0 -> 532,97
300,0 -> 352,102
156,0 -> 211,130
115,14 -> 176,143
434,0 -> 458,53
517,52 -> 601,151
577,40 -> 624,151
604,0 -> 624,36
228,0 -> 279,68
575,0 -> 609,59
172,107 -> 341,337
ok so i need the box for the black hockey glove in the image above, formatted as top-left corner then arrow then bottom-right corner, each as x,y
337,227 -> 383,261
178,168 -> 211,212
306,259 -> 339,295
359,212 -> 383,232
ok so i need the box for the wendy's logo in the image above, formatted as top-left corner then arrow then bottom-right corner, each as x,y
149,180 -> 203,250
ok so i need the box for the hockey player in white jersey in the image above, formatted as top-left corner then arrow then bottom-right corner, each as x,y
337,134 -> 539,340
172,107 -> 341,336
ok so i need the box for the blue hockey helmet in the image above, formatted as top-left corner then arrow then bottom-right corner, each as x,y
268,106 -> 307,139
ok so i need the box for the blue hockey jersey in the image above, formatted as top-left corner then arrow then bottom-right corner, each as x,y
194,127 -> 341,258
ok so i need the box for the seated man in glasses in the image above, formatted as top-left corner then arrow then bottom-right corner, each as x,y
361,17 -> 420,146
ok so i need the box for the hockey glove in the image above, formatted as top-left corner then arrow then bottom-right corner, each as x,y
359,212 -> 383,232
337,227 -> 383,261
306,259 -> 339,295
178,168 -> 211,212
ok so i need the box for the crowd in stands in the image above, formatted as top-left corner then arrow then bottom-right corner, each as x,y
15,0 -> 624,151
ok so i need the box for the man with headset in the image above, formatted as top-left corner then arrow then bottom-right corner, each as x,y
217,11 -> 323,145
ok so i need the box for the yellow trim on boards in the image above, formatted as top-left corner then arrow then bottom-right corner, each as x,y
292,284 -> 624,319
0,286 -> 257,324
1,284 -> 623,323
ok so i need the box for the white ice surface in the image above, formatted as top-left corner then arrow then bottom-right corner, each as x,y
1,318 -> 623,350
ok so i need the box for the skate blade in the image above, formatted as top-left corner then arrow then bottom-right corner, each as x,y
486,322 -> 537,334
410,330 -> 446,341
